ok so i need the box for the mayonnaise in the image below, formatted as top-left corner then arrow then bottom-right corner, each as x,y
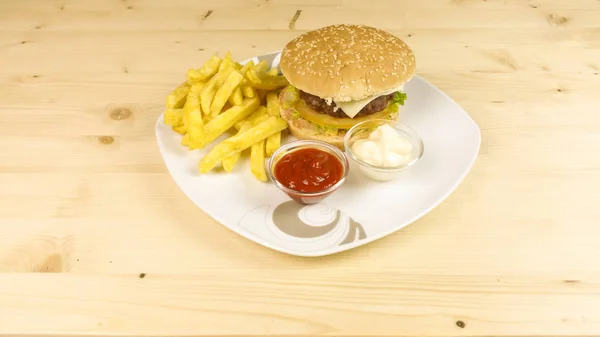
351,124 -> 413,167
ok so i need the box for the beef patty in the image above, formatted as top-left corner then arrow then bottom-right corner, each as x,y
299,90 -> 396,118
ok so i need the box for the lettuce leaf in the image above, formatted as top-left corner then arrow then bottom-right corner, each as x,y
392,91 -> 407,106
387,103 -> 400,113
291,109 -> 301,119
325,127 -> 339,136
316,124 -> 338,135
385,109 -> 398,119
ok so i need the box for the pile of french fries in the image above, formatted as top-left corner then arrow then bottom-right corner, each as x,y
162,52 -> 289,181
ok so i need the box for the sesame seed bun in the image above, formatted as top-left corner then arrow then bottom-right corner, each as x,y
279,24 -> 416,102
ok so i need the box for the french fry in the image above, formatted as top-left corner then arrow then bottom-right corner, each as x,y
222,113 -> 270,172
187,69 -> 202,84
202,97 -> 260,147
187,55 -> 221,83
265,91 -> 281,156
164,108 -> 184,127
210,71 -> 244,118
238,61 -> 255,96
191,82 -> 206,94
200,66 -> 235,119
243,112 -> 270,131
267,68 -> 279,76
218,56 -> 236,72
265,132 -> 281,156
188,118 -> 204,150
221,149 -> 241,172
223,51 -> 234,63
239,60 -> 254,75
166,82 -> 191,109
181,132 -> 190,146
246,69 -> 289,90
182,82 -> 206,132
222,108 -> 268,172
173,125 -> 187,134
250,139 -> 267,181
184,90 -> 204,149
198,116 -> 288,173
266,92 -> 280,116
242,85 -> 256,98
257,89 -> 267,105
228,87 -> 243,106
234,106 -> 267,130
255,60 -> 269,73
241,60 -> 268,88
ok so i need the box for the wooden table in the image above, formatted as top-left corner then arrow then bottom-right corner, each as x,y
2,0 -> 600,335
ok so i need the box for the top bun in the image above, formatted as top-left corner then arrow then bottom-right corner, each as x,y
279,24 -> 416,102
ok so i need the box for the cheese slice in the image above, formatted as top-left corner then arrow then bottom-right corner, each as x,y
334,85 -> 404,118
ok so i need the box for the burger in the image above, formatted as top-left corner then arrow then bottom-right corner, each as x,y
278,24 -> 416,149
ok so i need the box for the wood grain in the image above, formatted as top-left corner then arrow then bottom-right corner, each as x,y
1,0 -> 600,335
1,273 -> 600,336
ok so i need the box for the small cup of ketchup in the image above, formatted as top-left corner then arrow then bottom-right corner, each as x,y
267,140 -> 349,205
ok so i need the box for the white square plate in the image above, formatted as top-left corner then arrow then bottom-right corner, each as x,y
155,51 -> 481,257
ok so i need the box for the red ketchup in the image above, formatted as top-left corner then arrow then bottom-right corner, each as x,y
273,148 -> 344,204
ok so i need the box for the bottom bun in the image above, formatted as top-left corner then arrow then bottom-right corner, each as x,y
279,100 -> 400,150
